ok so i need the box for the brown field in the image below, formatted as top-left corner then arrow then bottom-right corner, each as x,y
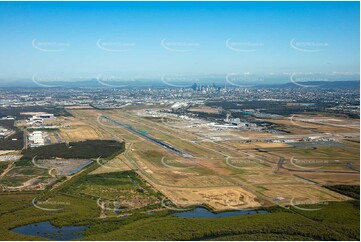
59,126 -> 103,141
259,183 -> 350,206
292,172 -> 360,185
0,151 -> 16,155
57,109 -> 115,142
159,186 -> 261,211
91,153 -> 132,175
188,106 -> 220,114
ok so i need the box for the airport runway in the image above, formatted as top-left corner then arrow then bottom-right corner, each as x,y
101,115 -> 193,158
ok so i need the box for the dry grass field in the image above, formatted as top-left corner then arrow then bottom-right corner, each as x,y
188,106 -> 220,114
269,114 -> 360,134
64,106 -> 359,211
57,109 -> 114,142
59,126 -> 102,141
0,150 -> 16,155
159,186 -> 261,211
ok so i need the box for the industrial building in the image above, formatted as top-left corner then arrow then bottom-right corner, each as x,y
28,131 -> 45,147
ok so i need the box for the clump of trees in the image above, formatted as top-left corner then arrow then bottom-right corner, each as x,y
21,140 -> 125,160
325,185 -> 360,200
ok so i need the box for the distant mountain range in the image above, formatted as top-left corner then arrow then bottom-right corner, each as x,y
258,80 -> 360,89
0,79 -> 359,89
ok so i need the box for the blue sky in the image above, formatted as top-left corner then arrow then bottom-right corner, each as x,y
0,1 -> 359,81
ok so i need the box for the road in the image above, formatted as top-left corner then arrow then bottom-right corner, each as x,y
277,157 -> 359,174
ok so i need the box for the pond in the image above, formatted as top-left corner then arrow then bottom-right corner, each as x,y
11,209 -> 269,239
173,207 -> 268,218
11,221 -> 88,241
